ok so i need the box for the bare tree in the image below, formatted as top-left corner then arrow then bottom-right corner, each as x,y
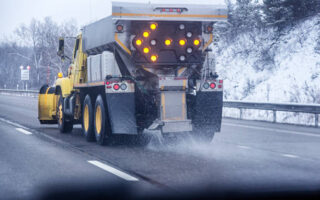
14,17 -> 77,86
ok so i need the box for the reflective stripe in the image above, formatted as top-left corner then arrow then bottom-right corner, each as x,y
161,93 -> 166,120
114,33 -> 132,55
112,13 -> 228,19
177,67 -> 186,76
202,33 -> 213,52
182,80 -> 187,90
182,92 -> 186,120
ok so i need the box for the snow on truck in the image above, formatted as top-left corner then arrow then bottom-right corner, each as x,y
38,2 -> 228,144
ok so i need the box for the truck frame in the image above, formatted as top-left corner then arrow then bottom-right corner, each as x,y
38,2 -> 228,145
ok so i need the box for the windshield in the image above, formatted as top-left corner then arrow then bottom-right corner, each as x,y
0,0 -> 319,199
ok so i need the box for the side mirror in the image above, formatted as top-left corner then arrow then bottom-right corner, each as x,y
57,37 -> 65,59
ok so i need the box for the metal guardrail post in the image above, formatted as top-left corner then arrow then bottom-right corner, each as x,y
273,110 -> 276,123
240,108 -> 243,120
316,114 -> 319,128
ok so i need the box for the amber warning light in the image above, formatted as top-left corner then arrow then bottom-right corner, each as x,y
136,39 -> 142,46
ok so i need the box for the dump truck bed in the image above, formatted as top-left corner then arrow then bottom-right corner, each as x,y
82,1 -> 228,53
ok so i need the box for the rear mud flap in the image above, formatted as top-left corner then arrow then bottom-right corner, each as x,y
106,93 -> 137,135
192,91 -> 223,132
38,85 -> 58,124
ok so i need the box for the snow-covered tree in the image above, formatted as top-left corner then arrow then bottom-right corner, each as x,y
263,0 -> 320,30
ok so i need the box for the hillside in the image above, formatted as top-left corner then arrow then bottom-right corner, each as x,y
216,14 -> 320,104
216,14 -> 320,125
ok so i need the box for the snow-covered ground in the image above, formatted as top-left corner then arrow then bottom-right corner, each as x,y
216,15 -> 320,126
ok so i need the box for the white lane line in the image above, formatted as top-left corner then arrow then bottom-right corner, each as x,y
16,128 -> 32,135
0,117 -> 26,129
281,154 -> 299,158
88,160 -> 138,181
237,145 -> 251,149
223,123 -> 320,138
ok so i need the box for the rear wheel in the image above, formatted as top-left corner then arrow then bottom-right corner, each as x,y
94,95 -> 108,145
57,95 -> 73,133
191,126 -> 215,143
82,95 -> 95,141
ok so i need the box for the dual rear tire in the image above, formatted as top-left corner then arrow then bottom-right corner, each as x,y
57,95 -> 73,133
82,95 -> 108,145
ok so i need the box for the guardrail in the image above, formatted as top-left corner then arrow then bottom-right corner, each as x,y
224,101 -> 320,127
0,89 -> 38,97
1,89 -> 319,127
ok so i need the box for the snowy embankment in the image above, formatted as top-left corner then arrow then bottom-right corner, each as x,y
216,15 -> 320,126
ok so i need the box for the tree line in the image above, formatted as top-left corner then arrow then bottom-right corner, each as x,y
0,17 -> 77,89
226,0 -> 320,35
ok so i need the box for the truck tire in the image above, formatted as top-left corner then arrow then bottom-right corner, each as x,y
94,95 -> 107,145
57,95 -> 73,133
191,127 -> 215,143
82,95 -> 95,141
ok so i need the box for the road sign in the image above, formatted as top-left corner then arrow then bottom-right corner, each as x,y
21,69 -> 29,80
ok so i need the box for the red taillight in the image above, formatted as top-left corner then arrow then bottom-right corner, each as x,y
219,80 -> 223,84
106,81 -> 111,85
113,84 -> 120,90
218,85 -> 222,89
210,83 -> 216,89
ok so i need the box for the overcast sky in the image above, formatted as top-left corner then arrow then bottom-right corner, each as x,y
0,0 -> 226,40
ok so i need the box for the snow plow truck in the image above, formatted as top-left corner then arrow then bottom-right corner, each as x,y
38,2 -> 228,145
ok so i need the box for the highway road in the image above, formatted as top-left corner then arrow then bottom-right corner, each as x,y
0,94 -> 320,199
